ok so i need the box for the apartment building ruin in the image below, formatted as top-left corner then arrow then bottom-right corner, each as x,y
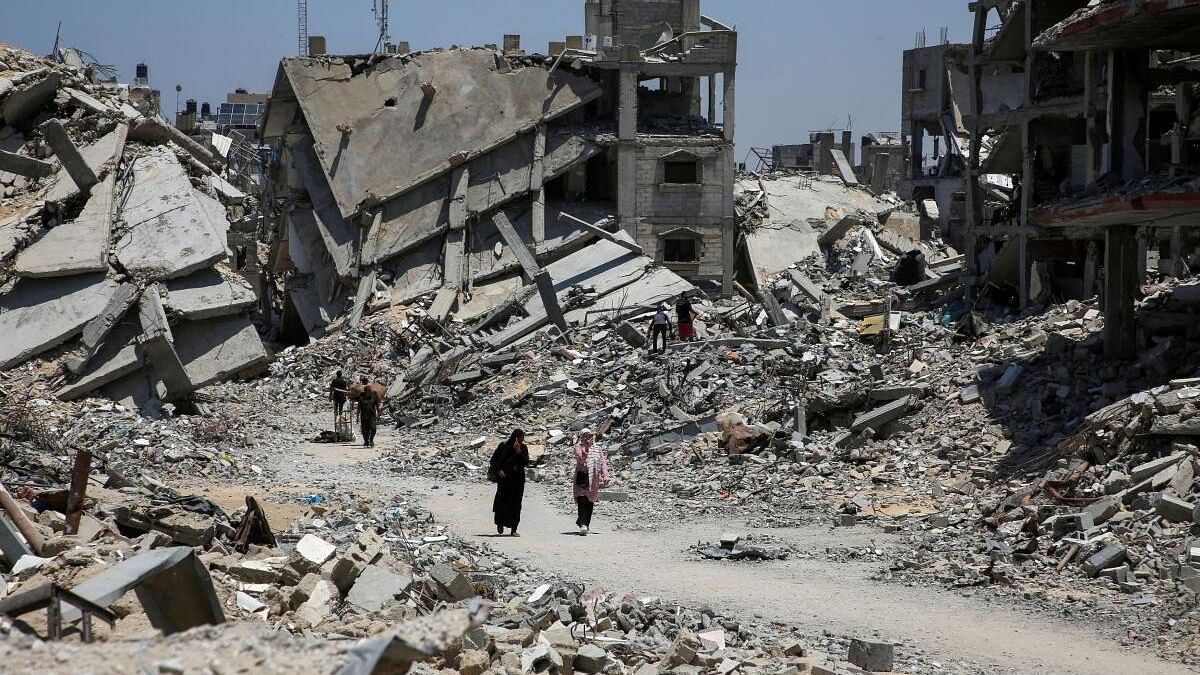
904,0 -> 1200,358
262,0 -> 737,342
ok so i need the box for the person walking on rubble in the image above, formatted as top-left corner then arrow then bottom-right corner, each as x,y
329,370 -> 349,427
572,428 -> 609,536
675,291 -> 699,343
357,376 -> 381,448
647,304 -> 672,354
489,429 -> 529,536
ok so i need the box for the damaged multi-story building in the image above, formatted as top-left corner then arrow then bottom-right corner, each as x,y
903,0 -> 1200,358
263,0 -> 737,344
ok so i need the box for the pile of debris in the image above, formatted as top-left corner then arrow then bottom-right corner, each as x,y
0,457 -> 943,674
0,43 -> 267,411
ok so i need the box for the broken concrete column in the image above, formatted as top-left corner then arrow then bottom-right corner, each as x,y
139,330 -> 193,401
1103,226 -> 1138,359
41,119 -> 99,194
66,282 -> 139,374
0,148 -> 54,179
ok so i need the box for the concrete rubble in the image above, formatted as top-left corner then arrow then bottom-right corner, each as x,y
5,0 -> 1200,673
0,44 -> 268,409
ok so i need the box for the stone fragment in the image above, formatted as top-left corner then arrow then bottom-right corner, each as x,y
847,639 -> 894,672
430,562 -> 475,601
346,564 -> 412,613
574,644 -> 608,673
295,534 -> 336,566
1082,544 -> 1127,577
1157,493 -> 1195,523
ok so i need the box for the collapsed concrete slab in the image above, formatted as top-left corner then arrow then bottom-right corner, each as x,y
56,339 -> 141,401
1,71 -> 59,126
14,172 -> 115,278
115,146 -> 228,280
274,49 -> 602,219
165,270 -> 257,320
61,547 -> 224,634
0,274 -> 120,369
172,315 -> 269,389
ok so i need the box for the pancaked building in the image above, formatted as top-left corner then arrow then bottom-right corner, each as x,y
902,0 -> 1200,358
263,0 -> 738,345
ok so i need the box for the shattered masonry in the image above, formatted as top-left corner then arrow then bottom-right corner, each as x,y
901,0 -> 1200,358
264,0 -> 737,343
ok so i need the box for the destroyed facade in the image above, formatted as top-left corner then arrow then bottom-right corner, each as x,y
264,0 -> 738,343
903,0 -> 1200,357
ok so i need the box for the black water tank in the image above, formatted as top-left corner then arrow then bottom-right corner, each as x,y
185,99 -> 197,114
201,102 -> 211,117
135,62 -> 149,81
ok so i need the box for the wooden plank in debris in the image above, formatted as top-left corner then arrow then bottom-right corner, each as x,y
0,484 -> 45,554
559,210 -> 644,256
850,395 -> 914,432
64,450 -> 93,536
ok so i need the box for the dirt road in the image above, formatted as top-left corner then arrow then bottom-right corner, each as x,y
258,413 -> 1192,675
398,476 -> 1194,675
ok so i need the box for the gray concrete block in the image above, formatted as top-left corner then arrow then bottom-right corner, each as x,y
1157,493 -> 1195,523
164,270 -> 257,320
41,119 -> 98,193
0,274 -> 120,369
1,72 -> 59,127
847,639 -> 893,672
138,285 -> 172,341
430,563 -> 475,601
346,564 -> 412,613
574,644 -> 607,673
172,315 -> 269,390
1082,544 -> 1126,577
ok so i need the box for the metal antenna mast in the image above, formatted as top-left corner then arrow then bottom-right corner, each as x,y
298,0 -> 310,56
373,0 -> 390,54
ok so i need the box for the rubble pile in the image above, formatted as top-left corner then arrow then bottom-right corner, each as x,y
0,475 -> 956,674
0,43 -> 268,412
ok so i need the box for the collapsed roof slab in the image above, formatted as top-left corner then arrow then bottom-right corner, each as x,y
372,130 -> 599,265
0,274 -> 120,369
172,316 -> 269,390
291,136 -> 358,279
1036,0 -> 1200,51
164,269 -> 257,320
280,49 -> 602,219
115,146 -> 228,280
14,172 -> 115,278
1032,192 -> 1200,228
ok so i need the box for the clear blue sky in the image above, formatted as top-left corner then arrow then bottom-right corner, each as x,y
1,1 -> 974,161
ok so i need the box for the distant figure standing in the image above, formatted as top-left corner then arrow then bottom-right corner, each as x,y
329,370 -> 349,426
490,429 -> 529,536
675,292 -> 699,342
647,304 -> 672,354
572,429 -> 610,536
357,377 -> 381,448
